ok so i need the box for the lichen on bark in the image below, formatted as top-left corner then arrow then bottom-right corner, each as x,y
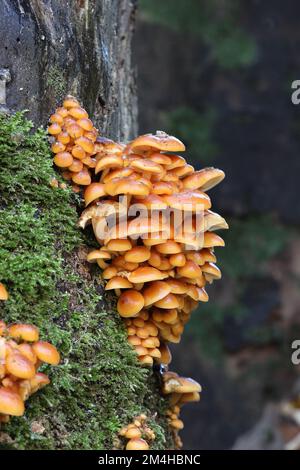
0,112 -> 172,450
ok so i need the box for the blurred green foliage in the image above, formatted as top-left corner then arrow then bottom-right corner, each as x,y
219,216 -> 288,280
187,215 -> 289,359
162,107 -> 218,163
139,0 -> 257,69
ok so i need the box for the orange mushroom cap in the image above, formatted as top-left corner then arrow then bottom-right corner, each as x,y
84,183 -> 106,206
126,437 -> 149,450
0,387 -> 25,416
154,293 -> 179,309
128,267 -> 168,284
142,281 -> 171,307
129,131 -> 185,153
182,167 -> 225,191
6,352 -> 36,379
117,289 -> 145,317
0,283 -> 9,300
177,260 -> 202,279
54,152 -> 73,168
163,190 -> 211,211
105,276 -> 133,290
124,246 -> 151,263
8,324 -> 39,342
32,341 -> 60,365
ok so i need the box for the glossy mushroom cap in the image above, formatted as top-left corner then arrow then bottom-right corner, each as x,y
0,283 -> 8,300
129,131 -> 185,153
142,281 -> 171,307
8,324 -> 39,342
0,387 -> 25,416
117,290 -> 145,317
126,438 -> 150,450
32,341 -> 60,365
128,267 -> 168,284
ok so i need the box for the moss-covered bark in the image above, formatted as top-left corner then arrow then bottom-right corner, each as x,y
0,113 -> 172,449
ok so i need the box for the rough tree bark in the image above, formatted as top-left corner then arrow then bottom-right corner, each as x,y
0,0 -> 137,140
0,0 -> 171,450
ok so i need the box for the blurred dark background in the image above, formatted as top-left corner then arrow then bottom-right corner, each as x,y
134,0 -> 300,449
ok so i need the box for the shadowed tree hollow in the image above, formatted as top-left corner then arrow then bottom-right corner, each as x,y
0,0 -> 172,450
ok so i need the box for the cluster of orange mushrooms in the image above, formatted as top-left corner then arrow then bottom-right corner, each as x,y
0,283 -> 60,423
163,371 -> 202,449
49,96 -> 227,448
117,413 -> 155,450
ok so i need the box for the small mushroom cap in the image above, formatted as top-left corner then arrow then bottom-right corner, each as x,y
6,352 -> 36,379
142,281 -> 171,307
165,154 -> 187,170
29,372 -> 50,394
102,266 -> 118,279
117,290 -> 145,317
202,262 -> 222,279
32,341 -> 60,365
179,391 -> 201,405
0,283 -> 9,300
124,246 -> 151,263
53,151 -> 73,168
177,260 -> 202,279
166,279 -> 188,294
204,211 -> 228,231
72,168 -> 91,186
125,427 -> 142,439
130,131 -> 185,153
84,183 -> 106,206
105,276 -> 133,290
169,253 -> 186,267
106,239 -> 133,252
79,200 -> 126,229
158,343 -> 172,365
200,248 -> 216,263
106,217 -> 167,244
105,178 -> 150,197
154,293 -> 179,309
170,419 -> 184,430
126,438 -> 149,450
103,167 -> 134,183
182,167 -> 225,191
133,194 -> 167,210
156,241 -> 182,255
74,136 -> 95,154
148,152 -> 172,165
0,387 -> 25,416
152,181 -> 176,195
130,157 -> 163,174
128,267 -> 168,284
163,190 -> 211,211
8,324 -> 39,342
95,155 -> 123,174
163,376 -> 202,394
203,232 -> 225,248
170,163 -> 194,178
63,96 -> 80,108
86,249 -> 111,262
187,285 -> 209,302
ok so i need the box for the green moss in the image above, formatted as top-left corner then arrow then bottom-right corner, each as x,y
46,66 -> 67,100
0,112 -> 171,449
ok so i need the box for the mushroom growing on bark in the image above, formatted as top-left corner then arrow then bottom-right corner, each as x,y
0,321 -> 60,423
49,97 -> 228,448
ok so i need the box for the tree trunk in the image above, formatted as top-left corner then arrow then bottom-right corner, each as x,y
0,0 -> 137,141
0,0 -> 171,450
